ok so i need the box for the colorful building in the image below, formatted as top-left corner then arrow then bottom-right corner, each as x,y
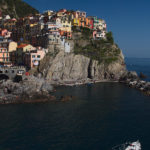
93,30 -> 106,40
24,47 -> 46,68
16,44 -> 35,65
57,9 -> 67,17
79,17 -> 86,27
74,11 -> 86,18
86,17 -> 94,29
92,17 -> 107,31
0,47 -> 11,66
0,29 -> 8,37
0,41 -> 17,65
0,41 -> 17,52
72,18 -> 80,26
59,19 -> 72,39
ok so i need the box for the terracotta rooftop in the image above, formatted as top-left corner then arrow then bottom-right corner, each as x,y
17,44 -> 28,48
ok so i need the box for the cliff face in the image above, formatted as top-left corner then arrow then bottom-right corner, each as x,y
38,48 -> 126,84
36,30 -> 126,84
0,0 -> 38,18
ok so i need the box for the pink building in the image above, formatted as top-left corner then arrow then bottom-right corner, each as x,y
0,29 -> 11,38
24,47 -> 47,68
0,29 -> 8,36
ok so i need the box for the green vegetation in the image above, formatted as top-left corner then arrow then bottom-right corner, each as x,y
0,0 -> 39,18
106,32 -> 114,44
72,26 -> 93,40
74,31 -> 121,64
80,27 -> 93,40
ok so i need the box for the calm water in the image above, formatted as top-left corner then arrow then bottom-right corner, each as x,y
0,58 -> 150,150
126,57 -> 150,81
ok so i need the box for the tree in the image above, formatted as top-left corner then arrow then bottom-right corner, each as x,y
106,32 -> 114,44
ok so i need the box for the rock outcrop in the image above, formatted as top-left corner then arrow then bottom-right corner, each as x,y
119,71 -> 150,96
0,76 -> 55,104
38,49 -> 126,85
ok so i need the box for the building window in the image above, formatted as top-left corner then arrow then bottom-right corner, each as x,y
32,55 -> 35,58
37,55 -> 40,58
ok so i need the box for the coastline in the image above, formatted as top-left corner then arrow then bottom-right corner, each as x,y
0,79 -> 118,105
1,72 -> 150,105
52,79 -> 118,87
119,71 -> 150,97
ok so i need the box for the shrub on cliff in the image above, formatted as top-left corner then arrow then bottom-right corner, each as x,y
72,26 -> 93,40
74,37 -> 121,64
80,27 -> 93,39
106,32 -> 114,44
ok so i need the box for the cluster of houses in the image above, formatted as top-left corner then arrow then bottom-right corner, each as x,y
0,9 -> 107,69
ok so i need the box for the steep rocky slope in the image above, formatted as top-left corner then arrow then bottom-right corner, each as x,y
38,46 -> 126,84
37,30 -> 126,84
0,0 -> 38,18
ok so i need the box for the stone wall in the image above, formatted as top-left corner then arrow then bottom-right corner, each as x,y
0,66 -> 26,79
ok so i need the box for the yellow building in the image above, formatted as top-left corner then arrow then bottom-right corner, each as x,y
0,41 -> 18,52
47,11 -> 53,16
72,18 -> 80,26
17,44 -> 35,52
60,20 -> 72,32
8,41 -> 18,52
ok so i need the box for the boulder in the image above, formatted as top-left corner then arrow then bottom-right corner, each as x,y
139,72 -> 147,79
120,71 -> 139,82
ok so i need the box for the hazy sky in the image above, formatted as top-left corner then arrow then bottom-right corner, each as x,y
24,0 -> 150,58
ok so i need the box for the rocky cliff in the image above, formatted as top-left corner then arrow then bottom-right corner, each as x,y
32,30 -> 127,85
38,45 -> 126,85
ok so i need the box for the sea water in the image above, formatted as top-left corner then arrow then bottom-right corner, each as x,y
0,58 -> 150,150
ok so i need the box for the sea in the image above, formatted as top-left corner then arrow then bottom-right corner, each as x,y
0,58 -> 150,150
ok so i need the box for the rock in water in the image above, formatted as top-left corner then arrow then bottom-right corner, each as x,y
139,72 -> 147,79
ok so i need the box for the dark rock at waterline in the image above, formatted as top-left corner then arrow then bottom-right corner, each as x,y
119,71 -> 139,81
60,95 -> 74,102
119,71 -> 150,96
139,72 -> 147,79
0,75 -> 55,104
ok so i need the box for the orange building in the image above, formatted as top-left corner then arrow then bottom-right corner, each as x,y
79,17 -> 86,27
59,30 -> 72,39
85,18 -> 94,29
